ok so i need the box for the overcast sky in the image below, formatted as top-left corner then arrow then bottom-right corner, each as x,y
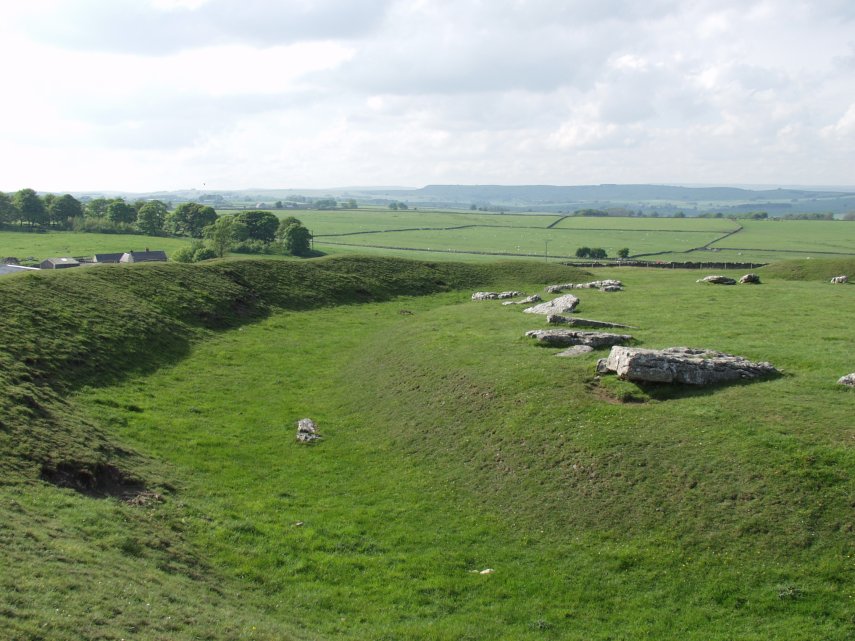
1,0 -> 853,192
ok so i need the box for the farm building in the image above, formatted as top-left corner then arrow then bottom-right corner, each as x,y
119,250 -> 167,263
93,252 -> 125,263
0,264 -> 40,277
40,257 -> 80,270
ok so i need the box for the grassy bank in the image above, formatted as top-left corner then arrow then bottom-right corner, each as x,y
1,257 -> 853,640
0,256 -> 583,640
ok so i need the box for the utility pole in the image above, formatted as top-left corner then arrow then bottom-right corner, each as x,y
544,239 -> 550,263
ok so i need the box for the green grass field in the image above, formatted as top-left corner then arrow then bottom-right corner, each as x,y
0,229 -> 190,262
1,256 -> 853,640
2,213 -> 853,267
708,219 -> 855,254
317,226 -> 725,260
264,209 -> 855,263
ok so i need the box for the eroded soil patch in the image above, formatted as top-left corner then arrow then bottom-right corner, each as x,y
40,460 -> 155,502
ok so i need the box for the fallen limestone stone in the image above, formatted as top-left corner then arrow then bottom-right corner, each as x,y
546,280 -> 623,293
739,273 -> 761,284
556,345 -> 595,358
547,314 -> 634,329
526,329 -> 633,348
596,346 -> 778,385
523,294 -> 580,315
593,280 -> 623,289
296,418 -> 321,443
697,275 -> 737,285
502,294 -> 542,306
471,290 -> 525,300
830,275 -> 848,284
838,373 -> 855,387
545,284 -> 568,293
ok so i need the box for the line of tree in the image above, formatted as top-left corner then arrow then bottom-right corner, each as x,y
270,197 -> 356,210
0,189 -> 85,228
0,189 -> 313,261
575,247 -> 608,259
0,188 -> 179,234
176,212 -> 313,262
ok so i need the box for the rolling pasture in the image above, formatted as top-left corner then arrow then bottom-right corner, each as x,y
1,256 -> 852,640
0,230 -> 190,262
282,209 -> 855,263
2,211 -> 853,267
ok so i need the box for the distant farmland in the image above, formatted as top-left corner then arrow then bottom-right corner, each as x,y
2,210 -> 853,266
0,230 -> 191,261
279,208 -> 855,263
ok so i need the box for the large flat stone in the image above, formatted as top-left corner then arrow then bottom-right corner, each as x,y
526,329 -> 633,348
523,294 -> 580,315
547,314 -> 633,329
597,346 -> 778,385
472,290 -> 525,300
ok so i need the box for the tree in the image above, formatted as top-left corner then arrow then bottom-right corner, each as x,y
575,247 -> 591,258
314,198 -> 338,210
106,199 -> 137,225
136,200 -> 169,236
13,188 -> 47,227
234,210 -> 279,243
171,243 -> 198,263
42,194 -> 56,217
48,194 -> 84,228
278,218 -> 312,256
192,246 -> 218,261
590,248 -> 608,259
168,202 -> 218,237
617,247 -> 630,259
278,216 -> 304,229
203,215 -> 245,257
0,191 -> 17,225
85,198 -> 111,218
388,202 -> 399,210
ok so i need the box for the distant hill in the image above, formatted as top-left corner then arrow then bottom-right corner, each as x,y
67,184 -> 855,216
358,184 -> 855,215
394,184 -> 848,202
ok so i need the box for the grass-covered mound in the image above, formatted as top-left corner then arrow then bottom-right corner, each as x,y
1,256 -> 582,483
0,256 -> 585,640
761,257 -> 855,281
2,258 -> 853,640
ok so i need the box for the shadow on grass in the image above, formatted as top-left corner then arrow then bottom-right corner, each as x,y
635,371 -> 786,401
589,369 -> 786,404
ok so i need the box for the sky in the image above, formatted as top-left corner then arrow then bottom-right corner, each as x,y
0,0 -> 853,192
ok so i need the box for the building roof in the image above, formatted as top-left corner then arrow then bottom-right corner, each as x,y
93,252 -> 125,263
120,250 -> 168,262
41,257 -> 80,267
0,264 -> 40,276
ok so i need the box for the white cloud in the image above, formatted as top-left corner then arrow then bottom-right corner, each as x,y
0,0 -> 854,191
822,104 -> 855,138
